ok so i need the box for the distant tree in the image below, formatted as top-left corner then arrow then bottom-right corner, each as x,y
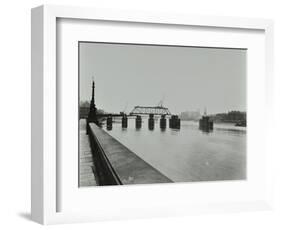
96,109 -> 105,115
80,100 -> 90,107
211,111 -> 246,123
79,100 -> 106,115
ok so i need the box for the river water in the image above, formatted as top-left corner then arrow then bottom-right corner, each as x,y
102,118 -> 246,182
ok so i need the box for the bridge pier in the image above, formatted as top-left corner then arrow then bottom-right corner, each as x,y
169,115 -> 181,129
160,115 -> 167,129
199,116 -> 213,132
148,114 -> 154,130
106,116 -> 112,130
135,115 -> 142,129
122,114 -> 128,128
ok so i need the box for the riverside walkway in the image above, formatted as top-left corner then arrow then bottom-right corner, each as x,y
79,120 -> 98,187
88,123 -> 172,185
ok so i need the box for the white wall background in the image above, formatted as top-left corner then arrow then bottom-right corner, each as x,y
0,0 -> 280,229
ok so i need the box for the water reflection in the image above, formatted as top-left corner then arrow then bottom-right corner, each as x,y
199,128 -> 213,135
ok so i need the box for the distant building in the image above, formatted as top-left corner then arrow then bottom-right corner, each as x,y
180,110 -> 201,121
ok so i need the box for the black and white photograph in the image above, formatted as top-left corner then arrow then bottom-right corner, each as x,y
78,42 -> 247,187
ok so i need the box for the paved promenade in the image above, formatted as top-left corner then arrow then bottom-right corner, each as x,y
79,119 -> 98,187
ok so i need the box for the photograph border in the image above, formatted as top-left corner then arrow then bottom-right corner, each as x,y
77,40 -> 248,186
31,5 -> 274,224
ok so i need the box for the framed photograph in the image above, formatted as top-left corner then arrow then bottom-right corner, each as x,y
31,5 -> 274,224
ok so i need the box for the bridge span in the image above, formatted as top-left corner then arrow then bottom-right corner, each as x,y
130,106 -> 171,116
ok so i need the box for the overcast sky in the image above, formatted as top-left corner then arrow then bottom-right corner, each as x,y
79,42 -> 246,115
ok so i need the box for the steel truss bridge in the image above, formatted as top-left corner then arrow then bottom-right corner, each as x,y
130,106 -> 171,116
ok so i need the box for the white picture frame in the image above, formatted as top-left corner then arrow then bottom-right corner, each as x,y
31,5 -> 274,225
